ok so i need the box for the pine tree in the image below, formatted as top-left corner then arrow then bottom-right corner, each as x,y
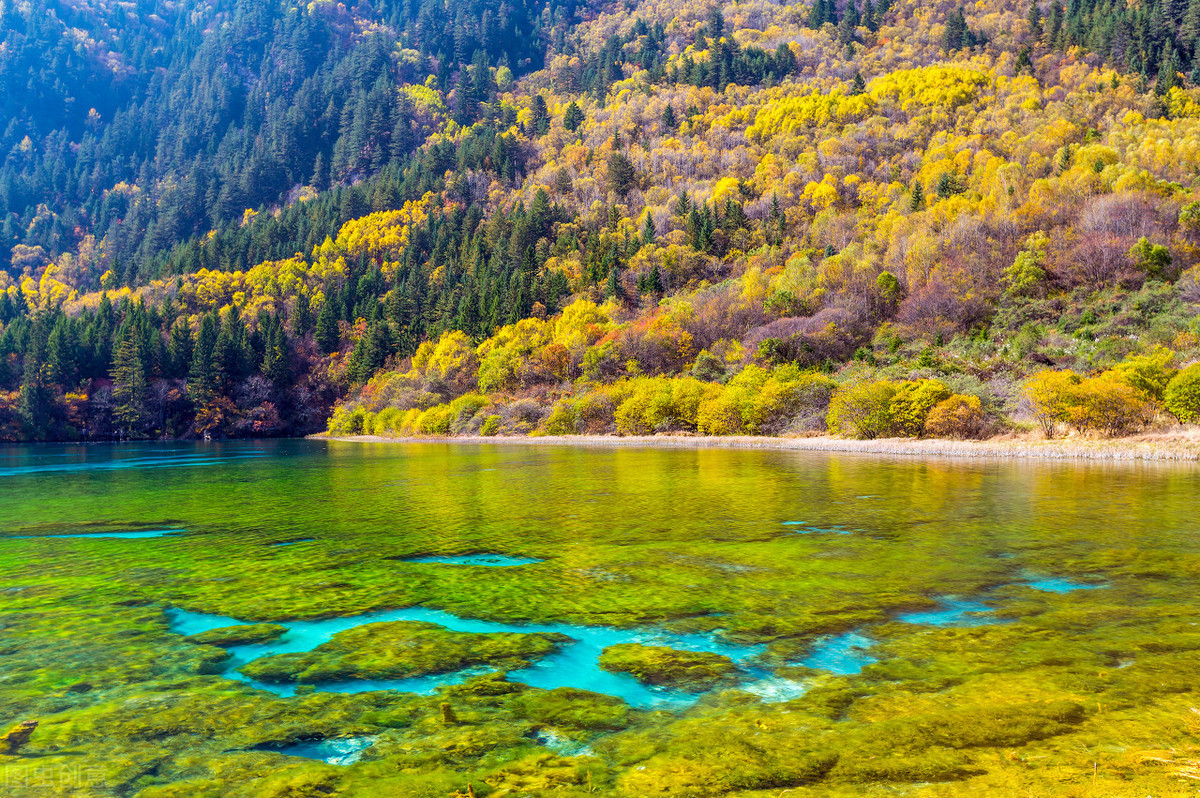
46,315 -> 77,389
189,313 -> 219,406
563,101 -> 584,132
838,0 -> 859,44
168,319 -> 193,379
910,180 -> 925,211
944,9 -> 968,51
647,263 -> 664,293
1027,2 -> 1044,41
662,105 -> 677,130
607,264 -> 623,302
531,94 -> 550,135
111,328 -> 150,439
1157,46 -> 1180,94
262,321 -> 291,386
642,213 -> 656,245
315,298 -> 340,354
19,313 -> 55,440
607,151 -> 636,197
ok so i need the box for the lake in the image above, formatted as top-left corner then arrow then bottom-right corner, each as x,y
2,439 -> 1199,796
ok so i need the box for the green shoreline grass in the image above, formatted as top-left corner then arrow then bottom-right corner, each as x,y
317,429 -> 1200,462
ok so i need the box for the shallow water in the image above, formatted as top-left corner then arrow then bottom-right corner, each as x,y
168,605 -> 771,708
400,553 -> 545,566
9,528 -> 185,539
261,735 -> 377,765
3,440 -> 1200,795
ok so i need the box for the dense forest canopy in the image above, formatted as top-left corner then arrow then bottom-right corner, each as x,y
3,0 -> 1200,442
0,0 -> 565,279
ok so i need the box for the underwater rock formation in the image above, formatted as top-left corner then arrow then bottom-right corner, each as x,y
3,720 -> 37,754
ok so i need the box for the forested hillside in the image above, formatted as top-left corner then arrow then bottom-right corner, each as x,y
4,0 -> 1200,441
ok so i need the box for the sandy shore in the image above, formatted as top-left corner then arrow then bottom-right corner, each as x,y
316,430 -> 1200,462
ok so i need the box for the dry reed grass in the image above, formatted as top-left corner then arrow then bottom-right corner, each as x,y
318,428 -> 1200,462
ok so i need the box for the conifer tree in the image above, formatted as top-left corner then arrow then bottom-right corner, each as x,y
315,298 -> 340,354
111,327 -> 150,439
910,181 -> 925,211
642,213 -> 656,245
563,101 -> 584,132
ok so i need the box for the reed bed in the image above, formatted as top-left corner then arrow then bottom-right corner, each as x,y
320,430 -> 1200,462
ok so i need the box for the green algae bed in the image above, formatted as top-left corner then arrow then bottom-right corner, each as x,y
238,622 -> 570,684
2,440 -> 1200,796
597,644 -> 742,692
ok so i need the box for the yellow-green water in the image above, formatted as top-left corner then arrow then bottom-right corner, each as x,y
2,440 -> 1199,796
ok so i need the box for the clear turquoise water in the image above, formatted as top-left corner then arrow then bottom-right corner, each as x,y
401,554 -> 545,566
0,441 -> 1193,718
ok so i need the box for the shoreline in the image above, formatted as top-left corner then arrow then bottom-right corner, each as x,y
316,431 -> 1200,462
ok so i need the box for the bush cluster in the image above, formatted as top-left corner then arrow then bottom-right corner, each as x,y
826,379 -> 993,439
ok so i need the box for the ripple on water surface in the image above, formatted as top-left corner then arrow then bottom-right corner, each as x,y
0,450 -> 269,477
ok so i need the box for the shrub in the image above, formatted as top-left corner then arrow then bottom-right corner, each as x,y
497,399 -> 547,434
479,415 -> 502,436
1112,346 -> 1176,400
827,381 -> 898,439
1023,370 -> 1080,437
614,377 -> 717,435
697,390 -> 746,435
691,350 -> 726,381
327,406 -> 367,435
1164,363 -> 1200,423
543,400 -> 578,435
415,403 -> 454,435
373,407 -> 403,434
614,383 -> 656,435
575,392 -> 616,433
924,394 -> 991,439
745,367 -> 836,434
888,379 -> 951,436
1062,371 -> 1155,436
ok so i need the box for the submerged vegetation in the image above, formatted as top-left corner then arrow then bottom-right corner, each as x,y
237,622 -> 571,684
596,644 -> 743,691
3,441 -> 1200,795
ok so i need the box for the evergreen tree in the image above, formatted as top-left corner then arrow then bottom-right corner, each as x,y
168,319 -> 193,380
46,315 -> 78,389
1027,1 -> 1044,41
530,94 -> 550,136
647,263 -> 664,293
838,0 -> 859,43
188,313 -> 219,406
111,327 -> 150,439
607,152 -> 637,197
910,180 -> 925,211
662,105 -> 677,130
563,101 -> 584,132
262,320 -> 291,387
315,298 -> 340,354
19,313 -> 55,439
642,213 -> 656,245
